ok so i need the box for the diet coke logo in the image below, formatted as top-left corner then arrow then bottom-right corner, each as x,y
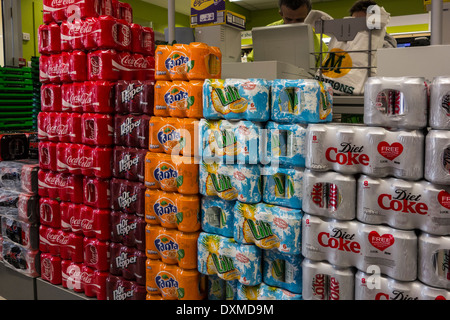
318,228 -> 361,253
325,142 -> 369,166
377,189 -> 428,215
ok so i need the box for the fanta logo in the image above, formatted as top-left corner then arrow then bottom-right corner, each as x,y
154,164 -> 178,182
165,52 -> 189,71
155,272 -> 178,290
318,228 -> 361,253
154,235 -> 179,256
322,48 -> 352,78
325,142 -> 369,166
164,88 -> 189,105
377,189 -> 427,215
157,125 -> 180,145
154,198 -> 178,218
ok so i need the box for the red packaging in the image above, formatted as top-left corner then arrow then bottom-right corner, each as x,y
41,253 -> 62,285
110,178 -> 146,216
80,205 -> 111,240
38,22 -> 61,55
59,230 -> 84,263
57,142 -> 78,174
61,19 -> 83,51
38,170 -> 82,202
88,49 -> 120,81
114,114 -> 149,148
37,112 -> 50,141
68,51 -> 88,82
39,55 -> 50,84
38,169 -> 49,198
40,197 -> 61,228
39,225 -> 58,253
114,80 -> 154,115
84,237 -> 110,271
115,51 -> 137,80
61,202 -> 83,234
69,112 -> 83,144
83,176 -> 111,209
82,265 -> 108,300
81,113 -> 114,146
110,211 -> 146,250
58,52 -> 71,83
145,55 -> 155,81
39,141 -> 58,171
59,112 -> 73,143
112,146 -> 146,182
82,81 -> 115,113
117,1 -> 133,23
106,275 -> 146,300
61,260 -> 84,293
90,146 -> 114,178
109,242 -> 146,285
41,84 -> 62,112
85,16 -> 115,51
131,24 -> 154,56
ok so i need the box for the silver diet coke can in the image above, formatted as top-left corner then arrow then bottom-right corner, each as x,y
302,213 -> 418,281
357,175 -> 450,235
301,258 -> 355,300
355,270 -> 450,300
302,169 -> 356,221
429,76 -> 450,130
418,232 -> 450,290
364,76 -> 428,130
425,129 -> 450,185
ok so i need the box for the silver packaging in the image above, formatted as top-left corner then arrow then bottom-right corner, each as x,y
302,169 -> 356,221
357,175 -> 450,235
301,258 -> 355,300
355,270 -> 450,300
364,77 -> 428,129
306,124 -> 424,180
425,129 -> 450,185
429,76 -> 450,130
418,232 -> 450,290
302,213 -> 418,281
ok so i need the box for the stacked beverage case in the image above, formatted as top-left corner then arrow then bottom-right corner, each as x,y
37,0 -> 155,300
144,43 -> 222,300
303,76 -> 450,300
198,77 -> 333,299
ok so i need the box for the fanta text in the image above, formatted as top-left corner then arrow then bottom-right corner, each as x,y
154,237 -> 179,254
154,166 -> 178,182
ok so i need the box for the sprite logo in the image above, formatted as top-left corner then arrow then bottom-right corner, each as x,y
214,86 -> 241,106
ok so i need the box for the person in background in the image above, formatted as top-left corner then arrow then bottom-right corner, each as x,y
247,0 -> 330,66
349,0 -> 397,48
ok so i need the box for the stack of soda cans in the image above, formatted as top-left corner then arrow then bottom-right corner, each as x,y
0,160 -> 40,278
37,0 -> 155,300
303,76 -> 450,300
143,43 -> 222,300
198,78 -> 333,300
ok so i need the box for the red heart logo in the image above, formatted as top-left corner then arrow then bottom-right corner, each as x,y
438,190 -> 450,210
377,142 -> 404,161
368,231 -> 395,251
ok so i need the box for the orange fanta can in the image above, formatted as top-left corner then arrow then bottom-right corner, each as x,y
146,259 -> 206,300
144,152 -> 198,194
148,117 -> 198,156
155,45 -> 171,80
166,81 -> 203,118
167,44 -> 190,81
187,42 -> 222,80
145,189 -> 201,232
145,224 -> 200,269
154,81 -> 171,117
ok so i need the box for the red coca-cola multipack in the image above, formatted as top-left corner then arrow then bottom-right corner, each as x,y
38,0 -> 152,300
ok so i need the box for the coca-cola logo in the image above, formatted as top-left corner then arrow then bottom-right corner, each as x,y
66,92 -> 93,107
311,183 -> 340,211
90,56 -> 102,76
50,0 -> 78,7
368,231 -> 395,251
67,155 -> 93,168
318,228 -> 361,253
45,173 -> 69,188
325,142 -> 369,166
46,123 -> 69,137
311,274 -> 340,300
42,258 -> 53,280
377,142 -> 403,161
377,189 -> 428,215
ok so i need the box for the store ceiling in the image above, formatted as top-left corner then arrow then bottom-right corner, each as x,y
141,0 -> 337,15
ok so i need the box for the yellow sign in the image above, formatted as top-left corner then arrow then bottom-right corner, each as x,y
424,0 -> 450,4
321,48 -> 353,79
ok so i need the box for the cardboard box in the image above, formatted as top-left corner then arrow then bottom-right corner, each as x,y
190,0 -> 246,30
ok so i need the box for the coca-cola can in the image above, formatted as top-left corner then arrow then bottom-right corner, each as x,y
117,2 -> 133,23
355,270 -> 450,300
68,50 -> 88,82
82,265 -> 109,300
88,49 -> 120,82
302,213 -> 418,281
80,205 -> 111,241
38,22 -> 61,55
61,202 -> 84,234
39,141 -> 58,172
83,176 -> 111,209
429,76 -> 450,129
425,129 -> 450,185
41,84 -> 62,112
301,258 -> 355,300
81,113 -> 114,146
59,230 -> 84,263
40,54 -> 50,84
302,169 -> 356,220
84,237 -> 110,272
83,81 -> 115,114
61,260 -> 84,293
418,232 -> 450,290
40,253 -> 62,285
40,197 -> 61,229
59,52 -> 72,83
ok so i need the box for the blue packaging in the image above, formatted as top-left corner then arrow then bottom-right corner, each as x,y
201,196 -> 235,238
236,282 -> 302,300
263,249 -> 303,294
262,166 -> 303,209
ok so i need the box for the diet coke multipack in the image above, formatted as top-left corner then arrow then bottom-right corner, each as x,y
38,0 -> 152,299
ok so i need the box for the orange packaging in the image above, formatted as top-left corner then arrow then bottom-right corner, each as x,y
146,259 -> 206,300
145,224 -> 200,269
155,45 -> 172,80
145,189 -> 201,232
154,81 -> 171,117
144,152 -> 198,194
187,42 -> 222,80
146,293 -> 164,300
166,44 -> 190,81
167,81 -> 203,118
148,117 -> 198,156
